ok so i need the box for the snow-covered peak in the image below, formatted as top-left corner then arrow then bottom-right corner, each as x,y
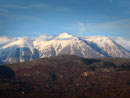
85,36 -> 130,58
55,32 -> 75,40
1,34 -> 130,64
87,36 -> 112,42
2,36 -> 34,49
86,36 -> 115,46
112,37 -> 130,51
36,34 -> 54,41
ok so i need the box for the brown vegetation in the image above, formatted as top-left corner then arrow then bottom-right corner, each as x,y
0,54 -> 130,98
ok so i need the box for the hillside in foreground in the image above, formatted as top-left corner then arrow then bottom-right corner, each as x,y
0,55 -> 130,98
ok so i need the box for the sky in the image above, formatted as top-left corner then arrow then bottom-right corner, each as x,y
0,0 -> 130,39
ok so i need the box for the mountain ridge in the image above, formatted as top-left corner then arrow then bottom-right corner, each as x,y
0,33 -> 130,64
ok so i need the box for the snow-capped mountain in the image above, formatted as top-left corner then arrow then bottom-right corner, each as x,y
34,33 -> 105,58
0,36 -> 16,48
0,37 -> 39,64
0,33 -> 130,64
112,37 -> 130,51
86,36 -> 130,58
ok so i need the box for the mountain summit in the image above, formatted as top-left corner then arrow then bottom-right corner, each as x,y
86,36 -> 130,57
55,32 -> 75,39
0,33 -> 130,64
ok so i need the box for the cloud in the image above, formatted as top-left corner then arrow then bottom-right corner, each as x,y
64,22 -> 87,34
36,34 -> 54,41
77,22 -> 87,34
0,34 -> 54,46
0,36 -> 16,44
0,4 -> 49,9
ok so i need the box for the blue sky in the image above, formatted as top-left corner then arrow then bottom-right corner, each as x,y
0,0 -> 130,39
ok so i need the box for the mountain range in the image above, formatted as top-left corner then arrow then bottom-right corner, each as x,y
0,33 -> 130,64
